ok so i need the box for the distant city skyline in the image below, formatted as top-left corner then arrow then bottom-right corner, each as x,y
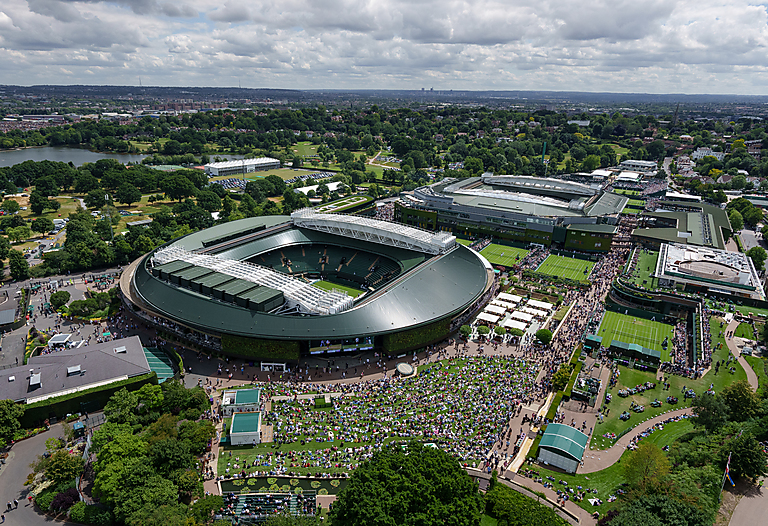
1,0 -> 767,94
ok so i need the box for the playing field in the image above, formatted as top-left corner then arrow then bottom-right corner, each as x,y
536,254 -> 595,281
598,311 -> 674,360
314,195 -> 372,213
479,244 -> 529,267
456,238 -> 473,246
312,280 -> 363,298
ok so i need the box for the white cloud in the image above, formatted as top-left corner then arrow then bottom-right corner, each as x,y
0,0 -> 765,93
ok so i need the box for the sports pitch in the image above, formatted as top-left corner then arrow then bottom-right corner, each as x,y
312,280 -> 363,298
314,195 -> 372,213
536,254 -> 595,281
598,311 -> 674,360
479,244 -> 529,267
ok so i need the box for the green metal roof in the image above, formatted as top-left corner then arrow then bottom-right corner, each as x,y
230,412 -> 261,434
586,192 -> 628,217
539,423 -> 589,462
132,218 -> 490,341
234,389 -> 261,405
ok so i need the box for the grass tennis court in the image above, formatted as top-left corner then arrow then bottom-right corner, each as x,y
598,311 -> 674,360
456,238 -> 473,246
479,244 -> 529,267
312,280 -> 363,298
536,254 -> 595,281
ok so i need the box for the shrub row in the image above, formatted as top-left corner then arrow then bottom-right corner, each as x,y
221,334 -> 301,361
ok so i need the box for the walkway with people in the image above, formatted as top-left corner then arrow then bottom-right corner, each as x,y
578,407 -> 693,473
723,318 -> 759,391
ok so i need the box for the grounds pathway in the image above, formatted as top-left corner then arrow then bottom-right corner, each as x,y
729,477 -> 766,526
0,423 -> 70,526
724,318 -> 759,391
578,407 -> 692,473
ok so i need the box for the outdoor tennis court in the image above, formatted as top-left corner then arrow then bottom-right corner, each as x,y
312,280 -> 363,298
536,254 -> 595,281
479,244 -> 529,267
598,311 -> 674,360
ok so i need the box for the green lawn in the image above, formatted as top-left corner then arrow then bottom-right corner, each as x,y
733,323 -> 755,340
745,356 -> 768,392
480,244 -> 530,267
480,515 -> 498,526
614,189 -> 640,196
705,299 -> 768,319
289,141 -> 320,157
313,195 -> 372,213
597,311 -> 674,360
626,199 -> 645,207
641,418 -> 696,449
312,280 -> 364,298
536,254 -> 595,281
628,249 -> 659,289
456,238 -> 473,246
527,449 -> 628,515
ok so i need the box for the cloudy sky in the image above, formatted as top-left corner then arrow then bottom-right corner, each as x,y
1,0 -> 768,93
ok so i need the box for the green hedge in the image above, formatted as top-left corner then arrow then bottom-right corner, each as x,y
563,361 -> 583,398
22,372 -> 157,428
221,334 -> 300,361
381,319 -> 451,355
544,392 -> 563,423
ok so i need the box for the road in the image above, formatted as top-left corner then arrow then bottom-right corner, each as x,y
730,478 -> 767,526
738,228 -> 765,252
0,424 -> 67,525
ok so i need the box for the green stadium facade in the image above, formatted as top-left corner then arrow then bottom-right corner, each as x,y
121,213 -> 494,363
395,175 -> 625,252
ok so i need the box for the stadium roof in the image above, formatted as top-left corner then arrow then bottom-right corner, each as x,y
290,208 -> 456,254
539,423 -> 589,462
633,201 -> 731,250
130,217 -> 491,340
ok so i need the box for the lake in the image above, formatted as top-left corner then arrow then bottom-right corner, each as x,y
0,146 -> 249,168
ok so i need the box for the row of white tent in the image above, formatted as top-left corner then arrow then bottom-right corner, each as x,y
475,292 -> 556,330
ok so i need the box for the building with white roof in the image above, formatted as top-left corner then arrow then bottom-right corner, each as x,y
204,158 -> 281,177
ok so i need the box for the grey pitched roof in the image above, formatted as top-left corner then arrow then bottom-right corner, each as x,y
0,335 -> 151,403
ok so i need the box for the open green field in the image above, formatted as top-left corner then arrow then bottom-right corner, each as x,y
314,195 -> 372,213
289,141 -> 320,157
456,238 -> 473,246
479,244 -> 529,267
626,199 -> 645,208
627,249 -> 659,289
597,311 -> 674,359
705,299 -> 768,319
536,254 -> 594,281
210,167 -> 323,182
745,356 -> 768,391
312,280 -> 363,298
733,323 -> 755,340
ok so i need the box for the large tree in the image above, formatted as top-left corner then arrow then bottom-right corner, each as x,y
329,442 -> 482,526
160,174 -> 197,202
0,399 -> 24,446
8,249 -> 29,280
623,442 -> 670,490
115,183 -> 143,207
691,392 -> 729,432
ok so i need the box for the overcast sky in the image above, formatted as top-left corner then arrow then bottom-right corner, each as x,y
1,0 -> 768,94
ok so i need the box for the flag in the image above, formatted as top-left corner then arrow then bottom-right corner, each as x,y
725,453 -> 735,486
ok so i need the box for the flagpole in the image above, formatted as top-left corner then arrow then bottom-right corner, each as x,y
719,451 -> 732,501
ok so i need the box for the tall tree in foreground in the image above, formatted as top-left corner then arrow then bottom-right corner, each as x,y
330,442 -> 482,526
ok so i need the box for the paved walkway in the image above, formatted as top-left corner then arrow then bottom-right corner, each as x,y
0,424 -> 70,526
724,318 -> 759,390
579,407 -> 693,473
729,477 -> 766,526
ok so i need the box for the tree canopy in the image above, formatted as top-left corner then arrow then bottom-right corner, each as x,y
329,442 -> 482,526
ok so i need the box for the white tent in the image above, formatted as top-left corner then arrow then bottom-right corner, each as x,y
476,312 -> 500,324
491,300 -> 517,311
521,307 -> 549,318
498,292 -> 522,303
511,311 -> 534,322
484,304 -> 507,316
503,319 -> 528,331
527,299 -> 554,311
